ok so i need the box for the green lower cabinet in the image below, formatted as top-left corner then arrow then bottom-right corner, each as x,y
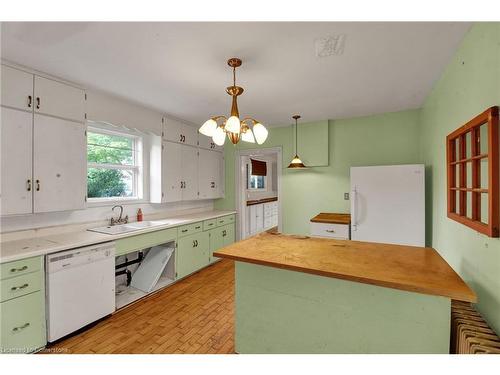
0,256 -> 46,354
209,223 -> 235,263
209,228 -> 224,264
176,231 -> 210,279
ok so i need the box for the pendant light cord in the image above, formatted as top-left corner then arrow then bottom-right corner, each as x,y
295,117 -> 298,155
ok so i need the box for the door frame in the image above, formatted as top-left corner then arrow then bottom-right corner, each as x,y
235,146 -> 283,241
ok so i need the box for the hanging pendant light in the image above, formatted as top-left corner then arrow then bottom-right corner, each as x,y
199,58 -> 268,146
287,115 -> 307,169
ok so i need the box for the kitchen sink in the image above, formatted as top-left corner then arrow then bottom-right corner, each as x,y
88,220 -> 171,235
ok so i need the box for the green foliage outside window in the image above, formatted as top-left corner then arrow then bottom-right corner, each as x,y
87,131 -> 137,198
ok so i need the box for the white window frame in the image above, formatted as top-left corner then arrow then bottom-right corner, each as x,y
87,126 -> 144,203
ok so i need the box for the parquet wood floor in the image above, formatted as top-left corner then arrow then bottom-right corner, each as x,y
42,259 -> 235,354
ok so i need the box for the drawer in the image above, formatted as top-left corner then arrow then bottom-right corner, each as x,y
216,214 -> 235,227
1,271 -> 42,303
1,257 -> 42,281
0,291 -> 46,353
203,219 -> 217,231
115,228 -> 177,256
310,222 -> 350,239
178,222 -> 203,238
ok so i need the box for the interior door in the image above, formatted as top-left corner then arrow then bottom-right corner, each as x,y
34,76 -> 85,123
163,141 -> 182,202
0,107 -> 33,215
33,114 -> 87,213
1,65 -> 34,112
181,145 -> 198,201
350,165 -> 425,246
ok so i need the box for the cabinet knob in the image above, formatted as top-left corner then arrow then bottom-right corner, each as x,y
11,283 -> 29,291
10,265 -> 28,273
12,322 -> 30,332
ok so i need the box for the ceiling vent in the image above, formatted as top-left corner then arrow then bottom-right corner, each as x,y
315,34 -> 346,57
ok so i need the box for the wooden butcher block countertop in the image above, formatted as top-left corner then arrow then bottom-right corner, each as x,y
310,212 -> 351,225
214,232 -> 476,302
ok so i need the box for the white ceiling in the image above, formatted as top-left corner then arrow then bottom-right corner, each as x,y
1,22 -> 470,127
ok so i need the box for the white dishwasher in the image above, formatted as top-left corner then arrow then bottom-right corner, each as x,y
46,242 -> 115,342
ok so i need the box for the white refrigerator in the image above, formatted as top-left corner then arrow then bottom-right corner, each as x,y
350,164 -> 425,247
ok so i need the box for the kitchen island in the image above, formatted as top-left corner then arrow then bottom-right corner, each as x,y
214,232 -> 476,354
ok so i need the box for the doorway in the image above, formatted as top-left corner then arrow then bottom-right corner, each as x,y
235,147 -> 283,240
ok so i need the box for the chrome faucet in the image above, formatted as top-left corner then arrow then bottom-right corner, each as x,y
110,205 -> 129,226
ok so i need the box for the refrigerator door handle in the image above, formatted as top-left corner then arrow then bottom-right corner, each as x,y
351,188 -> 357,231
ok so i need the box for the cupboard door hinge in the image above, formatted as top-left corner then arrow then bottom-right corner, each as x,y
84,130 -> 87,137
162,144 -> 164,150
175,242 -> 178,248
197,151 -> 199,156
162,192 -> 164,198
175,272 -> 178,278
84,93 -> 87,100
84,113 -> 87,120
85,196 -> 87,202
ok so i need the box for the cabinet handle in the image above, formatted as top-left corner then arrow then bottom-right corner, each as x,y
12,323 -> 30,333
36,97 -> 40,109
195,240 -> 198,247
27,95 -> 32,108
10,265 -> 28,273
36,179 -> 40,191
325,229 -> 335,233
26,179 -> 32,192
11,283 -> 29,291
181,229 -> 188,233
195,226 -> 201,229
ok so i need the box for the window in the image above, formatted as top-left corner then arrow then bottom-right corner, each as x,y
446,106 -> 499,237
249,175 -> 266,189
87,128 -> 142,201
246,163 -> 267,190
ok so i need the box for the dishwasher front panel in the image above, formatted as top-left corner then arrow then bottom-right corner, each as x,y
46,243 -> 115,342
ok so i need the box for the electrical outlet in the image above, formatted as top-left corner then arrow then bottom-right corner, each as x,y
344,193 -> 349,200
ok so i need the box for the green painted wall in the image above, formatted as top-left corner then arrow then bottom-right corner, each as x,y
419,23 -> 500,334
215,109 -> 421,235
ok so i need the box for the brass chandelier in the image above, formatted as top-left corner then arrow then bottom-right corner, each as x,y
199,58 -> 268,146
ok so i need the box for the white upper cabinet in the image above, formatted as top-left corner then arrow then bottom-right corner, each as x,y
0,64 -> 87,215
33,114 -> 87,213
162,141 -> 183,203
163,117 -> 198,147
198,149 -> 223,200
198,133 -> 223,152
1,65 -> 34,111
0,107 -> 33,215
34,76 -> 86,123
181,145 -> 199,201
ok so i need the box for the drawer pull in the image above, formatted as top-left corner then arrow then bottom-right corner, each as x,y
195,226 -> 201,229
207,223 -> 213,226
326,229 -> 336,233
10,265 -> 28,273
181,229 -> 188,233
11,283 -> 29,291
12,322 -> 30,332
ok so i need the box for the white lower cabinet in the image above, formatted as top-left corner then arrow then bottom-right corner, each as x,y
248,201 -> 278,236
0,107 -> 33,215
310,222 -> 350,239
33,114 -> 87,213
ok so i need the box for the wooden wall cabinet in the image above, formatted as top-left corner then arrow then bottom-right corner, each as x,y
446,106 -> 499,237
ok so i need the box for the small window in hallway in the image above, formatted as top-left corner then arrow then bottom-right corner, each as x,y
446,106 -> 499,237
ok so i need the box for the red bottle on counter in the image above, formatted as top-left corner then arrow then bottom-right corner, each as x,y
137,208 -> 143,222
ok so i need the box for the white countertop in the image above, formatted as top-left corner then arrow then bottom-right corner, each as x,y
0,210 -> 236,264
